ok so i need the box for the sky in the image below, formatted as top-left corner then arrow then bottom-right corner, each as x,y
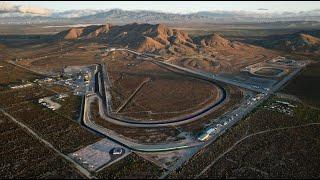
11,1 -> 320,13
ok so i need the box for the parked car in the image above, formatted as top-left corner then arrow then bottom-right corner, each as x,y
111,147 -> 124,155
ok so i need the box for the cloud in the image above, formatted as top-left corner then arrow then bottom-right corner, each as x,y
0,2 -> 16,12
18,5 -> 52,15
0,1 -> 52,15
257,8 -> 269,11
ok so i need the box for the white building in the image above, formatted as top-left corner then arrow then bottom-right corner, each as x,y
10,83 -> 33,89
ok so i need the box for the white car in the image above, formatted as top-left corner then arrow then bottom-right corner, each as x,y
111,148 -> 124,155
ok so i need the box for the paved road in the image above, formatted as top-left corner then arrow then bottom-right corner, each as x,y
83,94 -> 202,152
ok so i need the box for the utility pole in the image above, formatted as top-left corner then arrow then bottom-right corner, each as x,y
60,39 -> 62,52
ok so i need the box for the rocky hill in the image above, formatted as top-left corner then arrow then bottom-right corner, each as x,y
51,23 -> 196,53
194,33 -> 233,48
257,31 -> 320,53
51,23 -> 272,55
52,24 -> 111,40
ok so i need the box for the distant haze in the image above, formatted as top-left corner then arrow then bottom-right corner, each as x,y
8,1 -> 320,14
1,1 -> 320,25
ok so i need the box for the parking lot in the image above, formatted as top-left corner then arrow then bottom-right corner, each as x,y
69,138 -> 131,172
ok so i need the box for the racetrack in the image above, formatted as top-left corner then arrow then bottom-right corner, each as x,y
250,66 -> 287,78
98,57 -> 228,127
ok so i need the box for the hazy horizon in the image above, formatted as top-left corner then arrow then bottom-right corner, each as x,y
7,1 -> 320,14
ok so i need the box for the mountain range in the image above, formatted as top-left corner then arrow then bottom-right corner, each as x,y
51,22 -> 320,56
48,23 -> 273,56
1,5 -> 320,25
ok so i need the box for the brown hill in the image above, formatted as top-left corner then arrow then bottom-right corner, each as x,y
53,24 -> 111,40
135,36 -> 165,52
194,33 -> 232,48
52,23 -> 271,56
104,23 -> 196,53
299,33 -> 320,45
84,24 -> 111,39
258,32 -> 320,53
279,33 -> 320,52
193,33 -> 258,50
52,23 -> 197,53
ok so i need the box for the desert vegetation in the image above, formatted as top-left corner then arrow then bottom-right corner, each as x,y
169,97 -> 320,178
282,62 -> 320,108
0,113 -> 84,179
95,153 -> 163,179
5,101 -> 102,153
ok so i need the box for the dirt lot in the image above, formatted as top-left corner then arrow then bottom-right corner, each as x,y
121,77 -> 220,120
105,51 -> 222,121
0,113 -> 84,178
109,74 -> 148,111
